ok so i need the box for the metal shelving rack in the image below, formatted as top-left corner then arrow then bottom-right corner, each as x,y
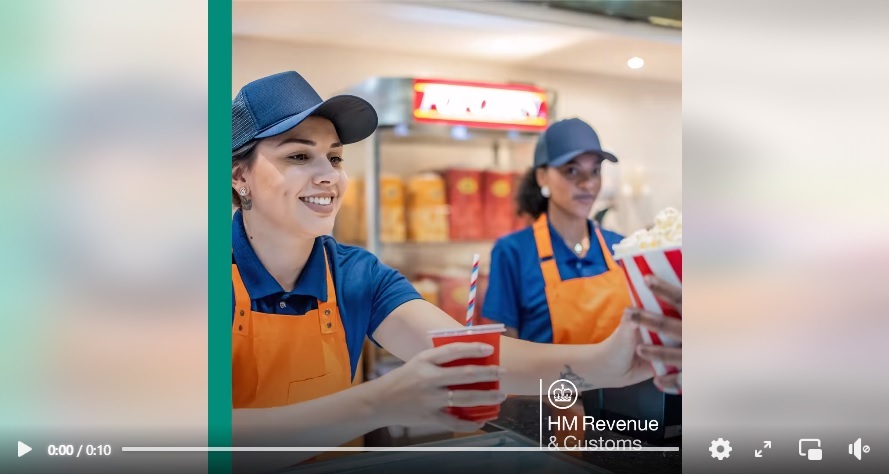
338,77 -> 555,388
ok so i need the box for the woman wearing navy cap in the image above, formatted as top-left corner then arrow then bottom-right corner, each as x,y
483,118 -> 632,348
230,72 -> 678,470
483,118 -> 682,383
481,118 -> 683,448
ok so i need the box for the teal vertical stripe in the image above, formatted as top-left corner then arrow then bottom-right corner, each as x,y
209,0 -> 232,472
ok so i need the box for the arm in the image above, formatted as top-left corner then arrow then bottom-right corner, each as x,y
231,249 -> 506,473
232,341 -> 501,472
374,299 -> 652,396
231,381 -> 382,470
480,240 -> 523,337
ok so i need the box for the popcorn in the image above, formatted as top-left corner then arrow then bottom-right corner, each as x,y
613,207 -> 682,257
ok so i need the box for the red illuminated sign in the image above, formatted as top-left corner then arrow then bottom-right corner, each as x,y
412,79 -> 548,132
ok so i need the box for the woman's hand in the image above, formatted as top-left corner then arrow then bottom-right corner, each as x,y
599,309 -> 654,388
365,342 -> 506,432
631,276 -> 682,394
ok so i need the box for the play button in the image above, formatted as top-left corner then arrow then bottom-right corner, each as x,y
18,441 -> 32,457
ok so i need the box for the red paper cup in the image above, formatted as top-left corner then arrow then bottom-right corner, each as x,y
428,324 -> 506,422
615,246 -> 682,377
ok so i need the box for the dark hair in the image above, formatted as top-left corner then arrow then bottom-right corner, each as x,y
232,140 -> 258,207
516,166 -> 548,220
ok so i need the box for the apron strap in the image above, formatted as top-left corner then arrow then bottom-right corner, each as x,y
532,214 -> 563,288
593,226 -> 620,271
532,214 -> 554,259
232,263 -> 250,336
231,243 -> 339,335
318,247 -> 338,335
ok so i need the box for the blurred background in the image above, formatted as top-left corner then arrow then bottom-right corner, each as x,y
0,0 -> 208,472
683,1 -> 889,472
233,0 -> 681,456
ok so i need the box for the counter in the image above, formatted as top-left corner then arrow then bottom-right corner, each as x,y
287,396 -> 680,474
488,395 -> 681,474
287,431 -> 607,474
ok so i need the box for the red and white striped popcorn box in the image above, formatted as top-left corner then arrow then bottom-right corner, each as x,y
615,246 -> 682,377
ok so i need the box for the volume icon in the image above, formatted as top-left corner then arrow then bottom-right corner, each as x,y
849,438 -> 870,460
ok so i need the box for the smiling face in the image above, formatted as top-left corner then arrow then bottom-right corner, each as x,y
232,116 -> 347,239
536,153 -> 603,220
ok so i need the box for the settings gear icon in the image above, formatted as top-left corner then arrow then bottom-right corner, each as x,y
709,438 -> 732,460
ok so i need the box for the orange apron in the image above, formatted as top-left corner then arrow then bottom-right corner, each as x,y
534,214 -> 632,453
232,248 -> 352,408
533,214 -> 632,345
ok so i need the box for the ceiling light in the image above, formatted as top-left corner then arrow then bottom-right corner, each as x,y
450,125 -> 470,141
627,57 -> 645,69
393,123 -> 410,137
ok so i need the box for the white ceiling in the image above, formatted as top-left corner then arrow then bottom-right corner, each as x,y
232,0 -> 681,83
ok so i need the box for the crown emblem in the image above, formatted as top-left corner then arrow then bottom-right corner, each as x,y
552,383 -> 573,402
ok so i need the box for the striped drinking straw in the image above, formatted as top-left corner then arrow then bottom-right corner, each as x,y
466,253 -> 480,326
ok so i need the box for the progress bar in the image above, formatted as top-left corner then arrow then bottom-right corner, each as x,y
122,447 -> 679,452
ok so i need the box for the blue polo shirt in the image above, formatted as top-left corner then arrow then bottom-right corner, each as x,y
481,220 -> 623,343
231,210 -> 421,380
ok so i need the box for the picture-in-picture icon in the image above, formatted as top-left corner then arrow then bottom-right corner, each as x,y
799,439 -> 822,461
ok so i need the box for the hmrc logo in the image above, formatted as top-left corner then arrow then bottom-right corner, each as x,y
547,379 -> 579,409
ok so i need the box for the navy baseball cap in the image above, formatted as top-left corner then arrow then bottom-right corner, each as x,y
533,118 -> 617,168
232,71 -> 378,151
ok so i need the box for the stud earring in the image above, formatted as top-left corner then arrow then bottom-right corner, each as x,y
239,187 -> 248,196
540,186 -> 551,198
